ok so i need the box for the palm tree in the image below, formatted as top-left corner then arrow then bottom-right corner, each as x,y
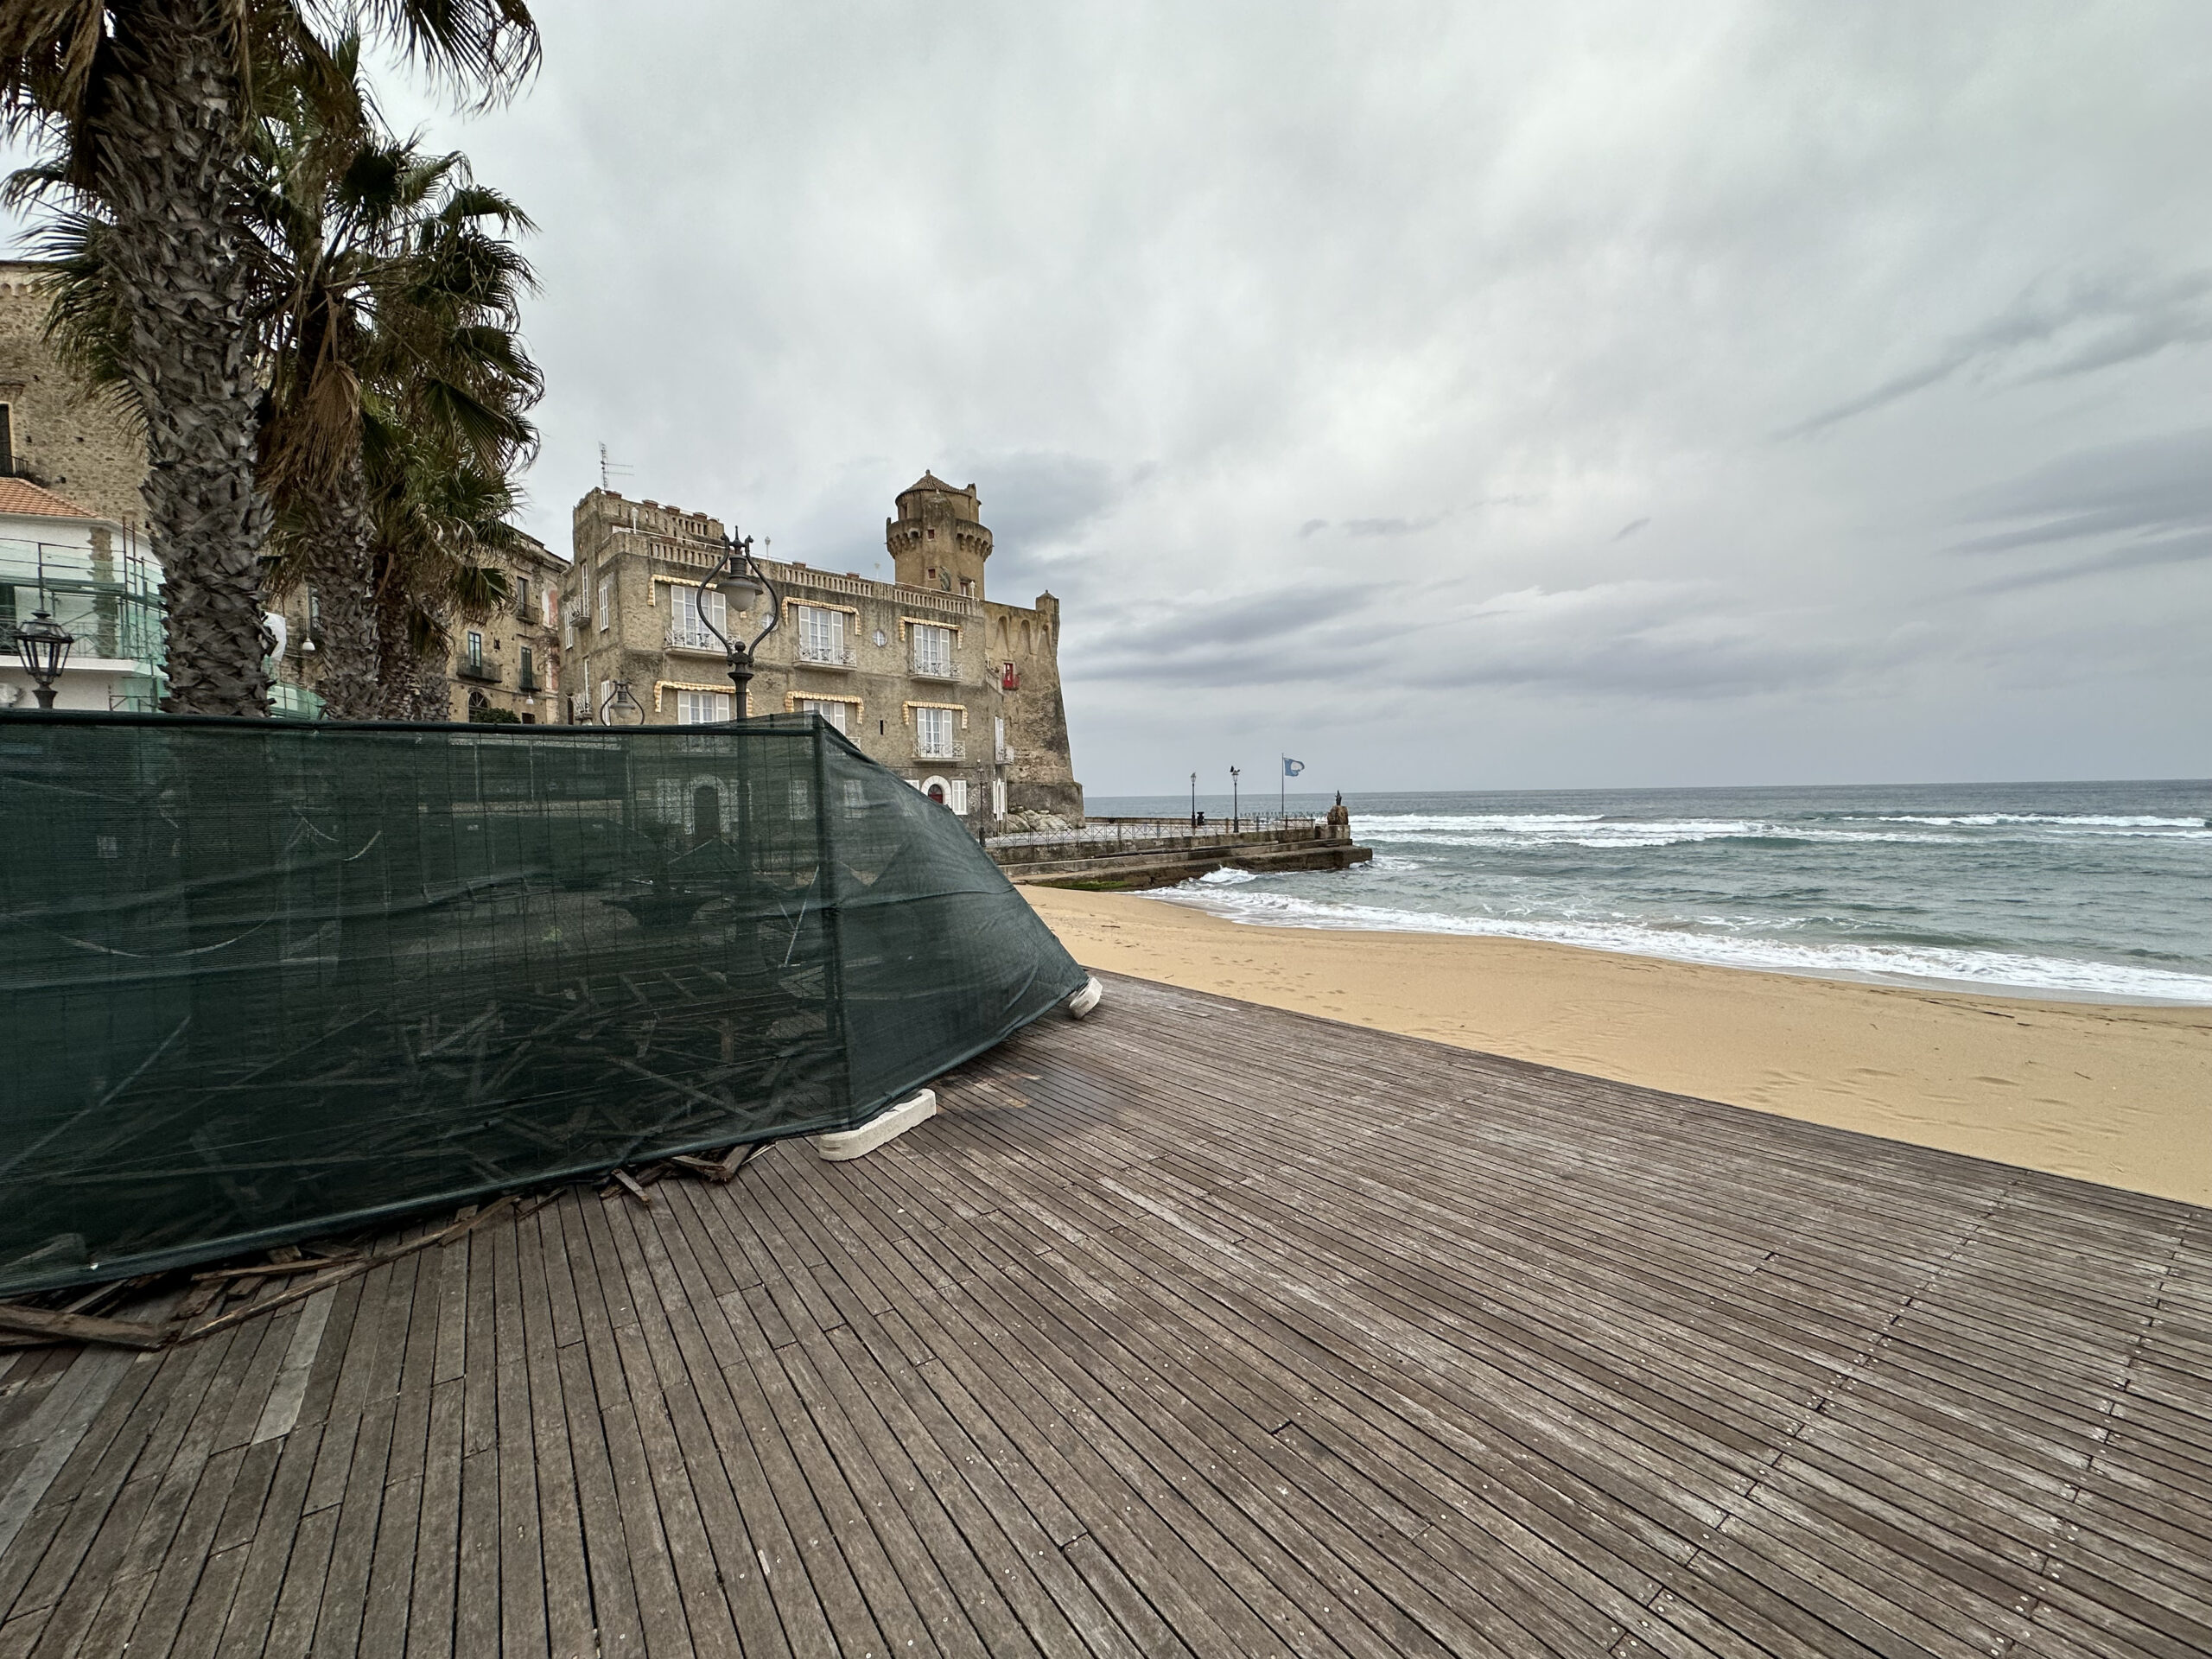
359,149 -> 541,718
367,435 -> 526,718
251,51 -> 419,717
247,51 -> 539,718
0,0 -> 536,715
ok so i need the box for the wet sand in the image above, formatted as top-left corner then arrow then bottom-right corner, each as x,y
1024,885 -> 2212,1207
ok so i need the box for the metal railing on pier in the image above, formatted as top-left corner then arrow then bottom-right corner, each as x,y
986,814 -> 1321,849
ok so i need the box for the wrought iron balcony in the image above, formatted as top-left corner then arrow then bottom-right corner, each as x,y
798,642 -> 859,669
665,623 -> 724,654
917,736 -> 966,761
455,659 -> 499,683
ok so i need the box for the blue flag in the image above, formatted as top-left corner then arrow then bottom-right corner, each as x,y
1283,757 -> 1306,777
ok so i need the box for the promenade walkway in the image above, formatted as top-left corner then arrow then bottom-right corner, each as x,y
0,972 -> 2206,1656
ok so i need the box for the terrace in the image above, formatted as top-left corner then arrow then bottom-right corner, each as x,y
0,973 -> 2204,1656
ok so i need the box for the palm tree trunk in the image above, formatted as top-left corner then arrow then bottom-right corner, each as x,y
410,635 -> 454,721
302,452 -> 380,717
370,566 -> 422,718
95,0 -> 272,715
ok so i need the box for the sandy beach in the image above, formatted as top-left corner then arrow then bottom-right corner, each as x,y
1022,885 -> 2212,1208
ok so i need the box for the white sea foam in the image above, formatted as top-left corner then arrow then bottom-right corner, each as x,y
1363,815 -> 1774,850
1885,812 -> 2206,830
1149,884 -> 2212,1003
1354,810 -> 2210,849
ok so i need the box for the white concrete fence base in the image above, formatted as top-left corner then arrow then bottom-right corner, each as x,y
1066,976 -> 1103,1019
811,1089 -> 938,1162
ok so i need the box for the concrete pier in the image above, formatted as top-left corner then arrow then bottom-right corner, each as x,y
987,817 -> 1372,889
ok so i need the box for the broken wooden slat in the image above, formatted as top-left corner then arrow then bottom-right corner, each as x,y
176,1193 -> 520,1344
0,1301 -> 168,1351
189,1256 -> 365,1282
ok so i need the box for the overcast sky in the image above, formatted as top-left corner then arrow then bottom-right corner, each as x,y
107,5 -> 2212,790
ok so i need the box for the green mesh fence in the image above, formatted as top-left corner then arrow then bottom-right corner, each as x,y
0,711 -> 1087,1294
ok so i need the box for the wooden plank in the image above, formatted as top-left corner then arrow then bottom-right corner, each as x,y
0,1306 -> 164,1351
513,1197 -> 594,1659
1,971 -> 2206,1659
664,1280 -> 920,1659
492,1218 -> 550,1658
553,1340 -> 645,1656
404,1379 -> 466,1659
215,1422 -> 327,1656
555,1198 -> 697,1659
596,1211 -> 776,1659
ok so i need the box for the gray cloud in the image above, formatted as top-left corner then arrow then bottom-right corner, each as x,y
1949,427 -> 2212,592
1783,273 -> 2212,438
1970,532 -> 2212,594
1955,428 -> 2212,550
1612,518 -> 1649,542
1342,514 -> 1446,537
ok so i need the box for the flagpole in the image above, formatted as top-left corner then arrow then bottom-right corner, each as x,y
1280,754 -> 1285,820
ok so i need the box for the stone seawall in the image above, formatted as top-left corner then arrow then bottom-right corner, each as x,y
988,822 -> 1372,890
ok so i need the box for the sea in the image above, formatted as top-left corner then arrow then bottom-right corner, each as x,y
1087,780 -> 2212,1005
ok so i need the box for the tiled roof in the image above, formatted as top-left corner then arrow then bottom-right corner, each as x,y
903,472 -> 956,494
0,477 -> 97,519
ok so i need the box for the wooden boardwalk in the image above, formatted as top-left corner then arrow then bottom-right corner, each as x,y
1,970 -> 2208,1657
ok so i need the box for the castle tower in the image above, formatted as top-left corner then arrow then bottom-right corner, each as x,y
887,473 -> 992,600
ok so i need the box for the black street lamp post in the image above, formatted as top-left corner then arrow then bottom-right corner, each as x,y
696,531 -> 782,717
1189,771 -> 1198,830
1230,766 -> 1240,832
13,610 -> 74,709
693,531 -> 782,980
601,680 -> 645,726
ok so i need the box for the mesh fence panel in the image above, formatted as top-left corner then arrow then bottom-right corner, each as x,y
0,711 -> 1086,1294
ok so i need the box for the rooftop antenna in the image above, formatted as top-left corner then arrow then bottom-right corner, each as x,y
598,442 -> 633,492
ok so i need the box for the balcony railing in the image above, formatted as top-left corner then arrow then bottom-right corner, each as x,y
995,745 -> 1017,765
665,623 -> 724,653
917,737 -> 966,762
798,642 -> 858,669
455,659 -> 499,683
0,581 -> 162,664
910,656 -> 957,680
518,668 -> 540,692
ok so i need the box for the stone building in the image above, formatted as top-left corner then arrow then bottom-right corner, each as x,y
445,532 -> 567,722
265,530 -> 566,722
559,476 -> 1082,823
0,263 -> 149,532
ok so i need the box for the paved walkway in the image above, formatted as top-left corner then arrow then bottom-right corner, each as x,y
1,971 -> 2207,1656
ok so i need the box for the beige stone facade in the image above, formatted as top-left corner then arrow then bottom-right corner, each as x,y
264,531 -> 567,721
444,533 -> 567,721
560,478 -> 1083,823
0,263 -> 149,532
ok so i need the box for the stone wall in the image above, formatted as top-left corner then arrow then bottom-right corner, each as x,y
0,264 -> 149,529
981,591 -> 1083,818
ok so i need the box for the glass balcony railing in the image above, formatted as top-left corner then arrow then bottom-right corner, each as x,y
1,541 -> 163,666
